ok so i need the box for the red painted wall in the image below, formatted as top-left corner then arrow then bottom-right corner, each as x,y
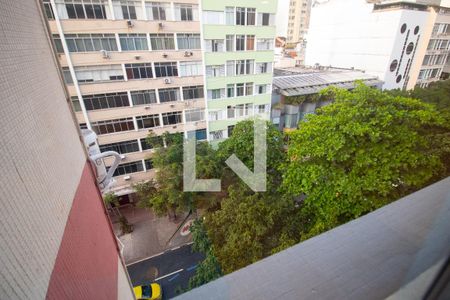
46,162 -> 120,299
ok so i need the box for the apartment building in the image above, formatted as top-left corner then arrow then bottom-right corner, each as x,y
305,0 -> 450,90
286,0 -> 311,43
44,0 -> 208,197
200,1 -> 277,141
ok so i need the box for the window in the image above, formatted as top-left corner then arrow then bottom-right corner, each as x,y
210,130 -> 224,140
80,123 -> 88,130
61,0 -> 107,19
158,88 -> 180,102
185,108 -> 205,122
83,92 -> 130,111
246,35 -> 255,50
179,61 -> 202,77
131,90 -> 157,105
227,61 -> 235,76
141,136 -> 164,150
183,85 -> 204,100
150,34 -> 175,50
236,35 -> 245,51
177,34 -> 201,49
247,8 -> 256,25
257,39 -> 273,51
99,140 -> 140,154
256,62 -> 272,74
235,60 -> 254,75
43,0 -> 55,19
227,84 -> 235,98
58,33 -> 118,53
226,7 -> 234,25
259,13 -> 274,26
206,65 -> 225,77
236,60 -> 246,75
203,10 -> 224,24
112,161 -> 144,176
146,2 -> 169,20
145,159 -> 154,170
208,89 -> 224,100
62,67 -> 74,84
71,96 -> 81,112
228,125 -> 235,137
136,114 -> 160,129
236,83 -> 245,97
175,3 -> 198,21
245,83 -> 253,96
154,62 -> 178,77
226,35 -> 235,52
91,118 -> 134,135
187,129 -> 207,141
246,60 -> 254,74
74,65 -> 124,83
256,84 -> 268,94
119,34 -> 148,51
125,63 -> 153,79
205,40 -> 224,52
162,111 -> 183,125
227,105 -> 235,118
236,7 -> 245,25
209,110 -> 225,121
112,0 -> 143,19
257,104 -> 267,114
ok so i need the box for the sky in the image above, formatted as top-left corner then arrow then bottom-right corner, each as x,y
276,0 -> 290,36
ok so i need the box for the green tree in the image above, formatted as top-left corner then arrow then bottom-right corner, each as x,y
188,219 -> 222,289
204,185 -> 301,274
282,84 -> 447,239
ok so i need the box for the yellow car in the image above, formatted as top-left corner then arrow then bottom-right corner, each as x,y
133,283 -> 162,300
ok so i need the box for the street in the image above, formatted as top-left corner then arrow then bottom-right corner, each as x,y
127,244 -> 205,299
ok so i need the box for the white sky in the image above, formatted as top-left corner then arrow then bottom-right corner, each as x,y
276,0 -> 290,37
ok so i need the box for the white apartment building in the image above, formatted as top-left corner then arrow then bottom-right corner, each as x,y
305,0 -> 450,90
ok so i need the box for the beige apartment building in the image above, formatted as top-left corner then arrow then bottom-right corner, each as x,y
286,0 -> 311,65
43,0 -> 207,198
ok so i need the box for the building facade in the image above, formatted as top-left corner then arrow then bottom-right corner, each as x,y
43,0 -> 277,196
0,1 -> 133,298
200,0 -> 277,142
286,0 -> 311,44
305,0 -> 450,90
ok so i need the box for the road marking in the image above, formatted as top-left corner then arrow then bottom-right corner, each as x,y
126,251 -> 165,266
155,269 -> 184,281
168,273 -> 180,282
186,264 -> 197,272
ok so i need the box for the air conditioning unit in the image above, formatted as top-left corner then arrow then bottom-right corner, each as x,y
134,55 -> 141,60
100,49 -> 110,59
170,104 -> 175,108
120,154 -> 126,160
124,175 -> 131,181
173,126 -> 177,129
184,51 -> 193,57
164,78 -> 172,84
144,106 -> 151,110
158,22 -> 164,29
162,53 -> 168,58
127,19 -> 134,27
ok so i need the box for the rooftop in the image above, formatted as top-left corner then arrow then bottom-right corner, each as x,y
177,177 -> 450,300
273,67 -> 382,96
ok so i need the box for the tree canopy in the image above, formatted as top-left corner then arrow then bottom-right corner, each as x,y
282,84 -> 448,239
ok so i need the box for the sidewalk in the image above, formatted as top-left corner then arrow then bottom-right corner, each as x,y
111,206 -> 195,264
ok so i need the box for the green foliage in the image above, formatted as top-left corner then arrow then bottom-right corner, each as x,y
188,219 -> 222,289
282,83 -> 447,239
284,89 -> 336,105
103,192 -> 119,207
205,185 -> 301,274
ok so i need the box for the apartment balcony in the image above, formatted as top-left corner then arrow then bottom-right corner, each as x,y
58,50 -> 202,67
75,98 -> 205,123
67,76 -> 204,96
96,120 -> 207,145
103,150 -> 153,167
48,19 -> 200,35
109,169 -> 157,195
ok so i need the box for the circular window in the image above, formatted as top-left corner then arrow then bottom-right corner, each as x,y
406,42 -> 414,55
414,26 -> 420,35
401,23 -> 407,34
390,60 -> 398,72
396,75 -> 402,83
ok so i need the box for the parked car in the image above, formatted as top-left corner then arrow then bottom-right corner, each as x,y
133,283 -> 162,300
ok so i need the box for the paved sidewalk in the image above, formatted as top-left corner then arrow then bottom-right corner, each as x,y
111,206 -> 195,264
